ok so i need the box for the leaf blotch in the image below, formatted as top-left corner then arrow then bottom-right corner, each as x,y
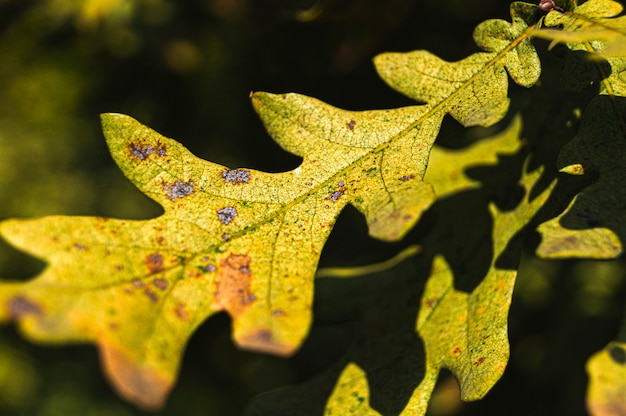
129,142 -> 166,161
174,303 -> 189,321
239,329 -> 292,356
7,296 -> 43,318
474,357 -> 486,367
144,288 -> 159,303
325,181 -> 346,202
163,180 -> 195,202
153,278 -> 169,291
217,206 -> 238,225
346,120 -> 356,130
222,169 -> 250,184
399,174 -> 416,182
215,254 -> 255,316
145,253 -> 165,274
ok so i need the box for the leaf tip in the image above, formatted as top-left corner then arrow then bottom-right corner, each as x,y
100,344 -> 173,410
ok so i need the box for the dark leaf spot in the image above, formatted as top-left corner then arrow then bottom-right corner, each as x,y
129,142 -> 166,160
163,180 -> 195,202
131,279 -> 144,288
174,303 -> 189,321
73,243 -> 88,250
399,175 -> 416,182
325,189 -> 345,202
217,206 -> 238,225
153,278 -> 169,291
222,169 -> 250,184
609,345 -> 626,364
239,329 -> 291,356
145,253 -> 165,274
221,233 -> 230,241
474,357 -> 486,366
7,296 -> 42,318
144,288 -> 159,303
346,120 -> 356,130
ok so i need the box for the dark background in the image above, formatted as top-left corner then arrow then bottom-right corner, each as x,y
0,0 -> 624,415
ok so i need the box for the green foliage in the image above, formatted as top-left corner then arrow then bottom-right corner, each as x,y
1,0 -> 625,415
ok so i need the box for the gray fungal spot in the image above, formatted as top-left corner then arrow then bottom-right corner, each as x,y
163,180 -> 195,201
7,296 -> 42,318
204,263 -> 217,272
130,143 -> 166,160
329,189 -> 344,202
217,206 -> 238,225
222,169 -> 250,184
399,175 -> 416,182
221,233 -> 231,240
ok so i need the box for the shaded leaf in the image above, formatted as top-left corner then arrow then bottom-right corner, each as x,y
324,167 -> 552,415
536,77 -> 626,258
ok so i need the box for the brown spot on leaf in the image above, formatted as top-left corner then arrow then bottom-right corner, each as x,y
129,142 -> 167,161
272,309 -> 286,317
153,278 -> 168,291
145,253 -> 165,274
222,169 -> 250,184
473,357 -> 486,366
424,297 -> 438,308
174,303 -> 189,321
144,289 -> 159,303
452,346 -> 462,355
399,174 -> 416,182
131,279 -> 144,288
238,329 -> 293,356
346,120 -> 356,130
73,243 -> 88,250
7,296 -> 42,318
99,344 -> 172,410
215,254 -> 255,316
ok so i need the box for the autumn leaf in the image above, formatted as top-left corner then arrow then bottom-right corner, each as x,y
0,98 -> 438,408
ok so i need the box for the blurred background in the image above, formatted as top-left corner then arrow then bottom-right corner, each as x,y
0,0 -> 624,415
